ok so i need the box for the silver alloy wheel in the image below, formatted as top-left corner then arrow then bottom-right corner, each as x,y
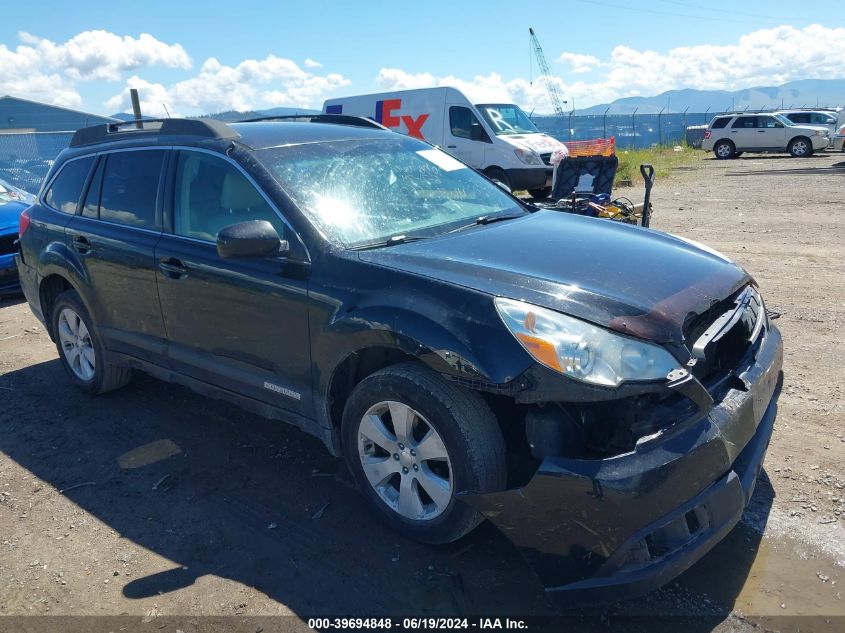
357,400 -> 453,521
792,140 -> 809,156
716,142 -> 733,158
57,308 -> 96,381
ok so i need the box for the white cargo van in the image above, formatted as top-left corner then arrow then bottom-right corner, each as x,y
323,87 -> 567,197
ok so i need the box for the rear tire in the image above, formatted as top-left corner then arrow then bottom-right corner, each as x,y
341,362 -> 506,544
788,137 -> 813,157
51,290 -> 132,394
713,140 -> 736,159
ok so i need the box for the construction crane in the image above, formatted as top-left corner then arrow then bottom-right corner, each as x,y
529,27 -> 567,117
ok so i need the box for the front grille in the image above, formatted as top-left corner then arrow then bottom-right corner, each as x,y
685,286 -> 765,384
540,152 -> 552,165
0,232 -> 18,256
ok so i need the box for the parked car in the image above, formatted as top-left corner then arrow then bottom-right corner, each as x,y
17,117 -> 782,602
0,199 -> 27,296
702,113 -> 830,158
832,124 -> 845,152
777,110 -> 839,135
0,177 -> 36,205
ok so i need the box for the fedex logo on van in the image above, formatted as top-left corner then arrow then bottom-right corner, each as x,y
326,100 -> 429,140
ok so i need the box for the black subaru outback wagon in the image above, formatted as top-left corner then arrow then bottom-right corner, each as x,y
16,117 -> 782,601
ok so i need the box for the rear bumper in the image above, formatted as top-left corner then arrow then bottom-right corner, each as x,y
506,167 -> 552,190
462,323 -> 782,603
15,255 -> 45,323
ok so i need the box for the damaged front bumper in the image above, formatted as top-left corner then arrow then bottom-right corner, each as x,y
462,322 -> 783,603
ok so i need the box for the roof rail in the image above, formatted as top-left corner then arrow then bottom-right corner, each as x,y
238,114 -> 389,130
70,118 -> 240,148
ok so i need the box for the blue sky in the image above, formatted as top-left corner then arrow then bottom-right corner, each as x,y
1,0 -> 843,116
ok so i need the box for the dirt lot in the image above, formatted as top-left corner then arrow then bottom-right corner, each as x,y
1,152 -> 843,632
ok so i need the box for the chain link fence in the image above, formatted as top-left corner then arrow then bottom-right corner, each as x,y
0,132 -> 74,194
534,112 -> 720,149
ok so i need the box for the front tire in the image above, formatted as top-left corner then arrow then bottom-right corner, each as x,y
528,186 -> 552,199
341,362 -> 506,544
484,167 -> 512,191
713,140 -> 736,159
51,290 -> 132,394
788,137 -> 813,157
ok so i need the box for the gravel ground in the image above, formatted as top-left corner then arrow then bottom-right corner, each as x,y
0,151 -> 843,632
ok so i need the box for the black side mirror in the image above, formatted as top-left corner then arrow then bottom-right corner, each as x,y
216,220 -> 289,259
470,124 -> 489,142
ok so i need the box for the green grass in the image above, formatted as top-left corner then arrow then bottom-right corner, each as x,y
614,144 -> 703,188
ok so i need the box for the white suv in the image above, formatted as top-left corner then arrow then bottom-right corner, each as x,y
702,113 -> 830,159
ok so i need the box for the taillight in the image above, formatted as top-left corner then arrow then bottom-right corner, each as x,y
704,130 -> 712,139
19,209 -> 31,238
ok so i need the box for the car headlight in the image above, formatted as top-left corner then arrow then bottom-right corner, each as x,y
495,297 -> 682,387
514,149 -> 543,165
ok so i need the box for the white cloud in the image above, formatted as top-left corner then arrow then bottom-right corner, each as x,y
379,24 -> 845,112
0,30 -> 191,109
304,58 -> 323,68
557,52 -> 600,74
19,30 -> 191,81
106,56 -> 351,116
0,42 -> 82,107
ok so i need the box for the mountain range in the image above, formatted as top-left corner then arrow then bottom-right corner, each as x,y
110,106 -> 320,123
574,79 -> 845,115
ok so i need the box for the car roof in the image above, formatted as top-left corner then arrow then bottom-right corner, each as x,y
230,121 -> 396,150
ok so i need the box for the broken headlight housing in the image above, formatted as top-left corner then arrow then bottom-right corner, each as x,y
495,297 -> 681,387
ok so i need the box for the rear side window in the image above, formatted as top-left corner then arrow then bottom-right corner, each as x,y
44,156 -> 94,214
81,158 -> 104,219
99,150 -> 165,229
731,116 -> 758,129
787,113 -> 809,124
710,117 -> 730,129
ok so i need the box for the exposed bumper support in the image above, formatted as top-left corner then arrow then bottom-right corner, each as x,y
461,324 -> 782,603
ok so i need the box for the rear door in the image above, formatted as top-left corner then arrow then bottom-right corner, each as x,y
729,116 -> 759,149
154,149 -> 312,417
64,149 -> 168,363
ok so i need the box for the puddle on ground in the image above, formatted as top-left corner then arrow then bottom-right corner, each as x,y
116,438 -> 182,469
677,521 -> 844,618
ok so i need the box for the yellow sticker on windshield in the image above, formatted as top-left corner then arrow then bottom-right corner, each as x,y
416,149 -> 467,172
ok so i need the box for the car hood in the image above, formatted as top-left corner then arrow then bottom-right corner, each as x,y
0,200 -> 27,231
358,211 -> 751,346
497,133 -> 565,154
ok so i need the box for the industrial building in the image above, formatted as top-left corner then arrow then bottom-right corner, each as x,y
0,96 -> 117,193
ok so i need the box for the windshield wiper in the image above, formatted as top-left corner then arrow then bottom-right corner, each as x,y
447,213 -> 525,234
351,234 -> 431,251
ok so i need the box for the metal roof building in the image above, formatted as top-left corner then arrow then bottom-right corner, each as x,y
0,95 -> 118,132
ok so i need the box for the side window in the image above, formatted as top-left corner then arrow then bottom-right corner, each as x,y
731,116 -> 757,129
450,106 -> 474,139
44,156 -> 94,214
710,117 -> 730,129
81,158 -> 104,219
760,117 -> 781,129
789,113 -> 808,124
100,150 -> 165,229
173,151 -> 285,242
